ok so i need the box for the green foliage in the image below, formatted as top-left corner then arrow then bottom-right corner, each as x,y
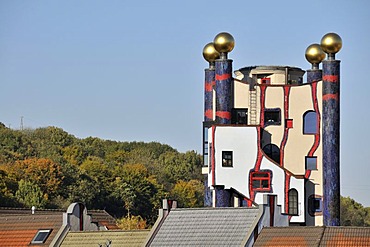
341,196 -> 370,226
15,179 -> 47,208
0,126 -> 203,227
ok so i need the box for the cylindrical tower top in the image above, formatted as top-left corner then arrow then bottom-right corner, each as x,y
305,43 -> 326,70
203,42 -> 220,69
214,32 -> 235,59
321,33 -> 342,60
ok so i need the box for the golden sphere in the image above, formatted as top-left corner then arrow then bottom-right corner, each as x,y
203,42 -> 220,62
214,32 -> 235,53
321,33 -> 342,54
305,43 -> 326,64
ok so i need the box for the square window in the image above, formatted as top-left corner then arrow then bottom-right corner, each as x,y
31,229 -> 52,244
285,119 -> 293,128
306,157 -> 317,170
232,109 -> 248,124
222,151 -> 233,167
261,78 -> 271,84
264,109 -> 281,126
250,171 -> 271,192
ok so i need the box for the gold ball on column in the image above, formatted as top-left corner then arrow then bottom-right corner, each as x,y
203,42 -> 220,62
305,43 -> 326,64
321,33 -> 342,54
214,32 -> 235,53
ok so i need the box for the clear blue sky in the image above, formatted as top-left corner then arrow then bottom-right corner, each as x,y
1,0 -> 370,206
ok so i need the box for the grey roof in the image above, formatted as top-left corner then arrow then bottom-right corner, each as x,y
149,207 -> 261,246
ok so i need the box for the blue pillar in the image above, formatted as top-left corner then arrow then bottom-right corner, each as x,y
215,186 -> 230,207
215,59 -> 233,124
204,69 -> 215,122
322,59 -> 340,226
307,69 -> 322,83
204,175 -> 212,207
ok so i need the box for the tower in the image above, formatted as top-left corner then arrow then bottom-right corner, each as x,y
320,33 -> 342,226
201,32 -> 342,226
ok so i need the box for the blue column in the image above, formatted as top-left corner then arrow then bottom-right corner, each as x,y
215,186 -> 230,207
204,69 -> 215,122
215,59 -> 233,124
307,69 -> 322,83
322,59 -> 340,226
204,175 -> 212,207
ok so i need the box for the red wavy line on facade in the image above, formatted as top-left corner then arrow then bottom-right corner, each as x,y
204,109 -> 213,120
211,126 -> 216,186
323,75 -> 338,83
323,93 -> 338,101
215,73 -> 231,81
280,86 -> 291,167
216,111 -> 231,119
285,172 -> 291,213
205,82 -> 213,92
306,82 -> 321,179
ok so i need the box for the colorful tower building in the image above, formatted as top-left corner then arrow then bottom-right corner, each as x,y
201,32 -> 342,226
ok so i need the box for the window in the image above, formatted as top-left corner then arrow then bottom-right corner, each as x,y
285,119 -> 293,129
203,127 -> 209,167
264,108 -> 281,126
222,151 -> 233,167
31,229 -> 52,244
262,144 -> 280,164
250,171 -> 271,192
232,108 -> 248,124
308,195 -> 322,216
305,156 -> 317,170
261,78 -> 271,84
288,189 -> 298,215
303,111 -> 317,134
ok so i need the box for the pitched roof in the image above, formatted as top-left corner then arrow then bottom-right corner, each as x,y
60,230 -> 150,247
149,207 -> 261,246
320,227 -> 370,246
0,214 -> 63,246
0,207 -> 119,230
254,226 -> 370,247
253,226 -> 324,247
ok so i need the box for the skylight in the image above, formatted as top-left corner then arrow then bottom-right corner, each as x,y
31,229 -> 52,244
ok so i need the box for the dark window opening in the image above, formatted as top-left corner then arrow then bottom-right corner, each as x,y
308,195 -> 322,216
264,108 -> 281,126
303,111 -> 318,134
222,151 -> 233,167
288,189 -> 298,215
305,156 -> 317,170
31,229 -> 52,244
250,171 -> 271,192
232,108 -> 248,124
262,144 -> 280,164
261,78 -> 271,84
203,127 -> 209,167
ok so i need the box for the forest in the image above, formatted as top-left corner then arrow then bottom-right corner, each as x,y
0,123 -> 369,227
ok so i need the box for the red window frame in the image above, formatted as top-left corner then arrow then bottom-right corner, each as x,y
250,171 -> 271,191
261,78 -> 271,84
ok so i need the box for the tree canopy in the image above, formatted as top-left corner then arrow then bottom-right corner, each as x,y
0,124 -> 203,226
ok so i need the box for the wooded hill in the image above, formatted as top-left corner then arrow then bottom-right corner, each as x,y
1,122 -> 369,227
0,123 -> 203,225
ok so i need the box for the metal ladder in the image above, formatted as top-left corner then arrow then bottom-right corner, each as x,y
249,88 -> 258,125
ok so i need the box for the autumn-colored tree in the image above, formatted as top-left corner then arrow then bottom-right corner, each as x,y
3,158 -> 64,198
116,215 -> 147,230
170,180 -> 204,208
